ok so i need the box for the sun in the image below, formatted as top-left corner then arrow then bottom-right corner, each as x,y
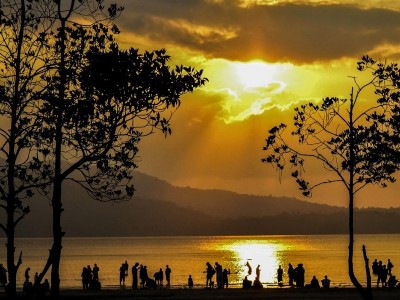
234,61 -> 280,89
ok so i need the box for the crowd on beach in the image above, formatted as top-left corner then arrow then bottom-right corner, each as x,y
0,256 -> 399,296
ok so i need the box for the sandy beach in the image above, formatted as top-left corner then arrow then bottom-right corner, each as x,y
2,287 -> 400,300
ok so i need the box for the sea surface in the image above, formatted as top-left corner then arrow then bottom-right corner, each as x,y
0,234 -> 399,289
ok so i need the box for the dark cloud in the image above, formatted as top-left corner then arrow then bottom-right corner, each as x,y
118,0 -> 400,63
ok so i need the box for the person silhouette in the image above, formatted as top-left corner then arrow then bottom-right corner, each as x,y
253,276 -> 263,288
132,262 -> 139,290
277,265 -> 283,285
321,275 -> 331,288
387,259 -> 394,275
295,264 -> 305,288
93,263 -> 99,281
256,265 -> 261,279
120,264 -> 126,285
242,276 -> 252,288
215,262 -> 223,289
205,262 -> 214,288
372,259 -> 378,275
165,265 -> 171,287
246,261 -> 252,276
310,275 -> 320,288
24,267 -> 30,283
222,268 -> 230,288
388,275 -> 398,288
123,260 -> 129,277
188,275 -> 194,288
288,263 -> 295,286
0,264 -> 7,286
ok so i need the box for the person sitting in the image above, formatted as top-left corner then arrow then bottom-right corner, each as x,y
146,278 -> 157,289
242,276 -> 252,288
321,275 -> 331,288
310,275 -> 320,288
388,275 -> 398,288
253,276 -> 263,288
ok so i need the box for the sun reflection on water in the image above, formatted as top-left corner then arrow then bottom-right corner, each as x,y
218,239 -> 288,285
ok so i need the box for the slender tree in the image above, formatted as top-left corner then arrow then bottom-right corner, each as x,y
262,56 -> 400,300
35,2 -> 207,297
0,1 -> 55,297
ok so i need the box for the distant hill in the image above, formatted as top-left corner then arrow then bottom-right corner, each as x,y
132,172 -> 345,218
5,171 -> 400,237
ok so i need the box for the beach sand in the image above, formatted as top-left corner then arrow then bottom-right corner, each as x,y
2,287 -> 400,300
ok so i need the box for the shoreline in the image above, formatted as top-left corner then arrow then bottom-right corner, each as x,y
2,287 -> 400,299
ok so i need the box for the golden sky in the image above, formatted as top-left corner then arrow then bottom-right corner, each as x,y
116,0 -> 400,208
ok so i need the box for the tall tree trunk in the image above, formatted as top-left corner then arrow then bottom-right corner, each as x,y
50,179 -> 63,298
50,6 -> 70,294
348,89 -> 373,300
5,1 -> 26,297
6,203 -> 16,299
363,245 -> 373,298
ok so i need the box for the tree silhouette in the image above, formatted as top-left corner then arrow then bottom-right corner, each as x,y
0,1 -> 55,297
33,1 -> 207,297
262,56 -> 400,300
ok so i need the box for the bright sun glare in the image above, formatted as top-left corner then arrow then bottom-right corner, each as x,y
234,61 -> 280,89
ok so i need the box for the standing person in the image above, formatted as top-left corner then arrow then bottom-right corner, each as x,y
205,262 -> 214,288
81,267 -> 88,290
256,265 -> 261,279
132,262 -> 139,290
33,272 -> 40,289
165,265 -> 172,287
120,264 -> 126,285
377,260 -> 383,287
142,266 -> 149,286
93,264 -> 100,281
295,264 -> 305,288
139,265 -> 145,288
288,263 -> 295,286
123,260 -> 129,277
381,265 -> 388,287
215,262 -> 223,289
222,268 -> 230,288
277,265 -> 284,285
188,275 -> 194,288
372,259 -> 378,275
24,267 -> 30,283
158,268 -> 164,286
388,259 -> 394,275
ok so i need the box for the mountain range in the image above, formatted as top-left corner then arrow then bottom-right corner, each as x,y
6,171 -> 400,237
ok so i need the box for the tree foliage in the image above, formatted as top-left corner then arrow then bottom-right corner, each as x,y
0,1 -> 56,297
30,1 -> 207,297
262,56 -> 400,300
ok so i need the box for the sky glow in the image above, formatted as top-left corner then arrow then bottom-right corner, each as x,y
117,0 -> 400,208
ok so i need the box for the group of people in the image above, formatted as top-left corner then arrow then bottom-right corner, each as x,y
240,262 -> 331,289
128,262 -> 172,290
81,263 -> 100,290
205,262 -> 230,289
22,267 -> 50,296
372,258 -> 399,288
242,262 -> 263,289
286,263 -> 330,288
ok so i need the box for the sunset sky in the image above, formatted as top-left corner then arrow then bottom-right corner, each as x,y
116,0 -> 400,208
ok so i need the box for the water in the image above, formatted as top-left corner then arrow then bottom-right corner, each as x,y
0,234 -> 398,289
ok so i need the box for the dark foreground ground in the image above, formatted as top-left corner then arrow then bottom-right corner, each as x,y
1,288 -> 400,300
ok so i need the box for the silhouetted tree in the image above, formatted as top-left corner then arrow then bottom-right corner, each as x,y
262,56 -> 400,300
0,1 -> 55,297
34,1 -> 207,297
